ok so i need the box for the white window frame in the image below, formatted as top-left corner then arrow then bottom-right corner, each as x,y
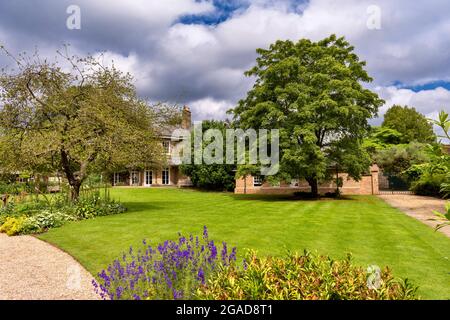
162,168 -> 170,185
144,170 -> 153,186
162,140 -> 171,155
253,176 -> 263,187
130,171 -> 140,186
113,173 -> 122,186
290,179 -> 299,187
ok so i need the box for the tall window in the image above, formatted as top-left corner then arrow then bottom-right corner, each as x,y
162,141 -> 171,154
144,170 -> 153,186
131,171 -> 140,186
113,173 -> 122,186
162,168 -> 170,185
253,176 -> 263,187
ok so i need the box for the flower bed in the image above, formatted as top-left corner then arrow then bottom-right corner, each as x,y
0,188 -> 126,235
93,226 -> 236,300
93,227 -> 418,300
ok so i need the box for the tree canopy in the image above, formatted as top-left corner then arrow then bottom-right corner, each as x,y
363,126 -> 404,153
0,47 -> 168,200
374,142 -> 429,177
230,35 -> 384,196
382,105 -> 436,144
180,120 -> 236,191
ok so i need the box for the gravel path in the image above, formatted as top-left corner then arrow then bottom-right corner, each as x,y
0,233 -> 99,300
378,194 -> 450,238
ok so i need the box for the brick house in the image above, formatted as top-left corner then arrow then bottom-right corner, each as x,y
111,106 -> 193,188
234,165 -> 380,195
111,106 -> 380,194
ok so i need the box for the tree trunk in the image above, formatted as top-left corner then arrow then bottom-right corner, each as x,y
243,175 -> 247,195
1,194 -> 9,208
70,181 -> 81,202
60,149 -> 83,202
307,177 -> 319,198
335,166 -> 340,195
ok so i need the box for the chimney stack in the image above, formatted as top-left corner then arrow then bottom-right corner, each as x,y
182,105 -> 191,129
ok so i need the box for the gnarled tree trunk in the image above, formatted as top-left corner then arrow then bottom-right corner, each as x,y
70,181 -> 82,202
306,177 -> 319,198
60,149 -> 85,202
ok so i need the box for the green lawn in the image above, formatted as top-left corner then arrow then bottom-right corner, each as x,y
39,188 -> 450,299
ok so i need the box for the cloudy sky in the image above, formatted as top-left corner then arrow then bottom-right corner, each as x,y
0,0 -> 449,128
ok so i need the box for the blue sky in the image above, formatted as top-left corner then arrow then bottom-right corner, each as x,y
179,0 -> 250,25
179,0 -> 309,25
0,0 -> 449,123
395,81 -> 450,92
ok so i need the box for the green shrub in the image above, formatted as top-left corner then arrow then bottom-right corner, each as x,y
196,251 -> 418,300
440,173 -> 450,198
73,197 -> 126,219
0,203 -> 23,226
0,181 -> 48,196
410,174 -> 447,198
0,216 -> 26,236
0,186 -> 127,235
73,199 -> 99,219
0,182 -> 22,195
0,215 -> 6,226
432,202 -> 450,231
103,202 -> 127,215
0,202 -> 17,216
21,210 -> 75,234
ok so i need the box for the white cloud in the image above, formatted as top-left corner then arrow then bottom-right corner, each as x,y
134,0 -> 450,112
1,0 -> 450,122
374,86 -> 450,140
189,97 -> 234,120
83,0 -> 214,30
376,86 -> 450,119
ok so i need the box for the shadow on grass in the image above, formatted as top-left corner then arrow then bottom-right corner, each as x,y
229,194 -> 356,202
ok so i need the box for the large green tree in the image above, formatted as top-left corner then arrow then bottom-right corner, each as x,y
382,105 -> 436,144
180,120 -> 236,191
230,35 -> 384,196
0,47 -> 166,200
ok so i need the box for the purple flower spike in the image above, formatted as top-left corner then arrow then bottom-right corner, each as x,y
197,267 -> 205,284
221,241 -> 228,265
92,226 -> 238,300
116,286 -> 124,299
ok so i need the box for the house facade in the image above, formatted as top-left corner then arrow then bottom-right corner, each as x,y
111,106 -> 193,188
111,105 -> 380,195
234,165 -> 380,195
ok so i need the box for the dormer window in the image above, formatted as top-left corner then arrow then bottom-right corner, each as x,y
162,140 -> 171,154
